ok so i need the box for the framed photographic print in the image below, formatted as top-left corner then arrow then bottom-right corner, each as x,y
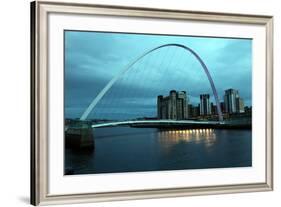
31,0 -> 273,205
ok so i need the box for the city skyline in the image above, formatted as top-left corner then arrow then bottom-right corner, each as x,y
66,87 -> 251,121
65,85 -> 252,120
156,88 -> 250,121
65,31 -> 252,119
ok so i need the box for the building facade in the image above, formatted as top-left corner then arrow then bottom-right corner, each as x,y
157,90 -> 188,120
236,97 -> 245,113
210,102 -> 218,115
224,89 -> 239,113
220,102 -> 225,113
224,88 -> 245,114
200,94 -> 211,115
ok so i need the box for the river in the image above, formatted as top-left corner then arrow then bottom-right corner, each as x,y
65,127 -> 252,175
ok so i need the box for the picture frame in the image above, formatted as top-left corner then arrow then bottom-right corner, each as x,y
31,0 -> 273,205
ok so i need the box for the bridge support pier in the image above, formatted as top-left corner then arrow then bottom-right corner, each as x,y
65,121 -> 95,151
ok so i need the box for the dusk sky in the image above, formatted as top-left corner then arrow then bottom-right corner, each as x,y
65,31 -> 252,119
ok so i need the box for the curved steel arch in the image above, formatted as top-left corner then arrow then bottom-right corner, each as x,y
80,43 -> 223,122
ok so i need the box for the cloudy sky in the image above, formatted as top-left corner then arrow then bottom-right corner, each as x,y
65,31 -> 252,120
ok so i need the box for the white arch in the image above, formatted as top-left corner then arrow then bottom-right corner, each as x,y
80,44 -> 223,122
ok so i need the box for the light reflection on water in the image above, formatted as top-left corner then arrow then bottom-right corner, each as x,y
157,128 -> 216,148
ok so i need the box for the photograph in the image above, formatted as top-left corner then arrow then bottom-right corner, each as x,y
64,31 -> 252,175
30,2 -> 273,205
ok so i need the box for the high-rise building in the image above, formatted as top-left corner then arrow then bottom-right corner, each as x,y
157,90 -> 188,120
236,97 -> 245,113
224,89 -> 239,114
188,104 -> 193,117
157,95 -> 164,119
210,102 -> 218,115
176,91 -> 188,119
224,89 -> 245,114
220,102 -> 225,113
170,90 -> 177,119
200,94 -> 211,115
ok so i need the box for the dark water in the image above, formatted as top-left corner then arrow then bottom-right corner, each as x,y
65,127 -> 252,175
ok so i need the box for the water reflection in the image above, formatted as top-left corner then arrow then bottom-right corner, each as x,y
157,128 -> 216,148
65,127 -> 252,174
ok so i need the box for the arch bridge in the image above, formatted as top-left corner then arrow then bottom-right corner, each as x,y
80,43 -> 223,124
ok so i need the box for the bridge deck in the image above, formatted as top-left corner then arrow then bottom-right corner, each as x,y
92,120 -> 222,128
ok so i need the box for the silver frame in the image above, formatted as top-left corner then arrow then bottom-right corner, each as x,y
31,0 -> 274,205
